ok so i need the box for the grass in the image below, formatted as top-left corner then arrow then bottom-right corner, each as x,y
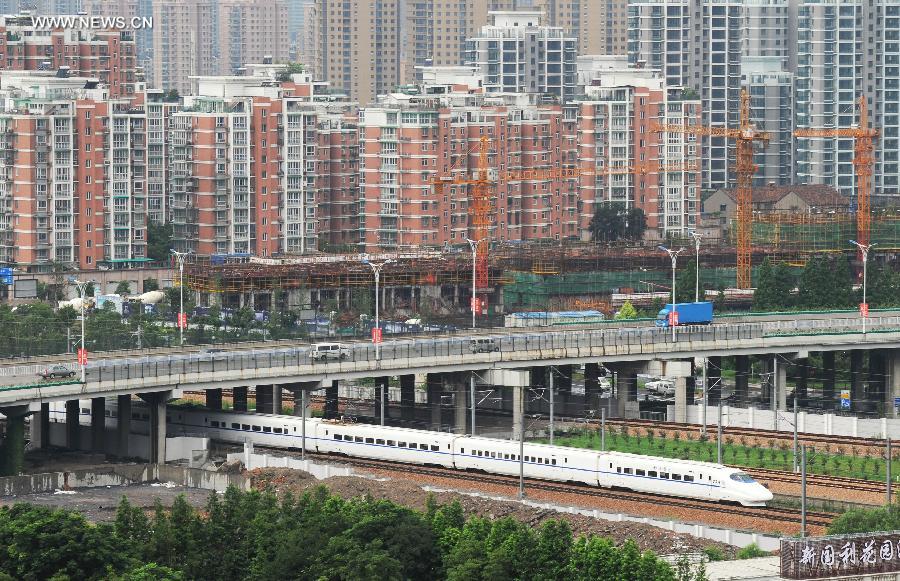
543,429 -> 893,481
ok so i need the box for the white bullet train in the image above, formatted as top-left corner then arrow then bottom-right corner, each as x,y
164,408 -> 772,507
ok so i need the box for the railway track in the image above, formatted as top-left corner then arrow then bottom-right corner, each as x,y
744,467 -> 888,494
258,447 -> 835,530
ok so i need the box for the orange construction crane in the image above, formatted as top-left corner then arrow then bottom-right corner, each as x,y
651,89 -> 769,289
794,96 -> 879,249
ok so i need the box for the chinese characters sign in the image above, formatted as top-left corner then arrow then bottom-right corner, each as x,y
782,532 -> 900,579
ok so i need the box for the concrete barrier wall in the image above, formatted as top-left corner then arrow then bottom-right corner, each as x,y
227,450 -> 353,480
0,464 -> 247,496
676,404 -> 900,439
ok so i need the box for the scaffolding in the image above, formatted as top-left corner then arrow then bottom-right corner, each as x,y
750,211 -> 900,258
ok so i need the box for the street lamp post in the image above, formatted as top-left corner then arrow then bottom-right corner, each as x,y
363,258 -> 395,360
849,240 -> 875,335
69,277 -> 93,382
658,245 -> 684,342
171,250 -> 190,346
465,238 -> 483,329
690,231 -> 703,303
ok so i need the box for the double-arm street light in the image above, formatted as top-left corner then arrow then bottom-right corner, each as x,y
465,238 -> 485,329
363,258 -> 395,360
68,277 -> 94,382
849,240 -> 876,335
658,245 -> 684,342
171,250 -> 191,346
689,231 -> 703,303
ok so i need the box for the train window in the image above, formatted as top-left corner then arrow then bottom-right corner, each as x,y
490,452 -> 495,458
409,442 -> 417,449
333,434 -> 342,440
210,421 -> 218,428
616,467 -> 621,473
431,445 -> 439,452
365,438 -> 374,444
504,453 -> 509,460
387,440 -> 396,446
672,474 -> 681,480
376,439 -> 385,445
275,428 -> 283,434
551,459 -> 556,465
683,475 -> 694,482
648,471 -> 657,478
232,423 -> 240,429
252,426 -> 261,432
635,469 -> 645,476
420,444 -> 429,450
399,442 -> 407,448
263,427 -> 272,433
623,468 -> 633,474
660,473 -> 669,479
460,448 -> 464,454
355,437 -> 363,442
241,424 -> 250,430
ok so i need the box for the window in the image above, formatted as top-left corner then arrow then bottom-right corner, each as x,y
648,471 -> 657,478
636,469 -> 645,476
334,434 -> 342,440
241,424 -> 250,430
490,452 -> 496,458
504,454 -> 510,460
231,422 -> 240,429
616,467 -> 621,473
263,427 -> 271,433
683,475 -> 694,482
376,439 -> 385,445
251,426 -> 261,432
365,438 -> 374,444
661,473 -> 669,479
431,445 -> 439,452
460,448 -> 464,454
551,459 -> 556,465
210,421 -> 218,428
274,428 -> 283,434
408,442 -> 417,448
355,436 -> 363,442
623,468 -> 633,474
672,474 -> 681,481
420,444 -> 429,450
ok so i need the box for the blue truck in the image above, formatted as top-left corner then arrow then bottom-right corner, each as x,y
655,301 -> 714,327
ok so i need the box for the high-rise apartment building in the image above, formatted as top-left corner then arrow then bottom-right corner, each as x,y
743,57 -> 794,186
465,11 -> 577,103
0,71 -> 150,269
0,13 -> 138,98
218,0 -> 290,75
299,1 -> 320,76
313,0 -> 401,105
795,0 -> 900,201
81,0 -> 154,72
151,0 -> 218,95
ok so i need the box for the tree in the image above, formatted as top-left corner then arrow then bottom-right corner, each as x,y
614,301 -> 638,320
163,89 -> 179,102
797,255 -> 853,310
675,259 -> 699,303
147,222 -> 174,262
115,281 -> 132,296
753,257 -> 795,312
143,279 -> 160,292
589,204 -> 647,243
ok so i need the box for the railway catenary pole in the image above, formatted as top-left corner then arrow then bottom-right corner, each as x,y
690,231 -> 703,303
549,368 -> 555,445
470,373 -> 476,436
701,357 -> 708,438
801,444 -> 807,537
518,385 -> 525,500
301,389 -> 307,460
773,357 -> 779,431
717,395 -> 723,464
888,437 -> 893,507
600,407 -> 606,452
793,396 -> 799,473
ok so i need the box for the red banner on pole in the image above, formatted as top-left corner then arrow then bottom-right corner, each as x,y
372,327 -> 383,344
669,311 -> 679,326
77,348 -> 88,365
860,302 -> 869,318
177,313 -> 188,328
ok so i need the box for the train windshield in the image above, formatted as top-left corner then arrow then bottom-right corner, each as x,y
729,472 -> 756,483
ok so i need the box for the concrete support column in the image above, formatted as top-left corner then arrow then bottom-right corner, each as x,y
616,371 -> 637,418
233,386 -> 248,412
794,359 -> 809,408
324,380 -> 339,419
0,405 -> 28,476
256,385 -> 273,414
454,376 -> 467,434
758,358 -> 772,407
869,351 -> 886,410
556,365 -> 573,395
734,355 -> 750,406
65,399 -> 80,450
427,374 -> 442,430
139,392 -> 169,465
707,356 -> 723,405
400,374 -> 415,421
272,385 -> 283,415
206,389 -> 223,410
90,397 -> 105,453
117,395 -> 131,457
885,350 -> 900,418
584,363 -> 600,398
850,350 -> 864,406
29,403 -> 50,450
776,359 -> 787,411
822,351 -> 836,410
685,360 -> 696,406
674,376 -> 688,423
531,367 -> 547,389
375,377 -> 389,423
512,384 -> 524,441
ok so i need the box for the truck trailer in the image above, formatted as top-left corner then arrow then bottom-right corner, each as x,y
655,301 -> 714,327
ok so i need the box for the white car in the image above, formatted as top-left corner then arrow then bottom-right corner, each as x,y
311,342 -> 351,361
645,379 -> 675,396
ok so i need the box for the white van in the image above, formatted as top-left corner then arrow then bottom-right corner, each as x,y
311,342 -> 351,361
470,337 -> 500,353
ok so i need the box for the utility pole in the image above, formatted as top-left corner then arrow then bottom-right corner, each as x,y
849,240 -> 875,336
701,357 -> 708,438
801,444 -> 807,538
600,407 -> 606,451
171,250 -> 190,346
549,368 -> 554,445
518,385 -> 525,500
362,258 -> 395,361
717,395 -> 723,464
658,246 -> 684,342
888,437 -> 893,507
465,238 -> 483,329
793,396 -> 799,473
690,231 -> 703,303
470,373 -> 476,436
